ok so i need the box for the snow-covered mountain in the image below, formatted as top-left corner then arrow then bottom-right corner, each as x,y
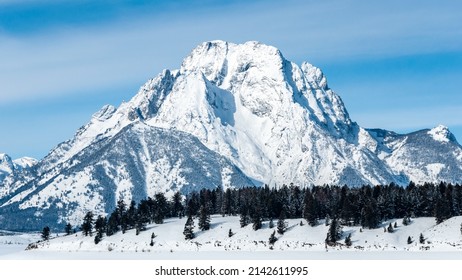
0,124 -> 252,230
1,40 -> 462,230
368,125 -> 462,184
0,154 -> 15,183
1,154 -> 36,181
0,153 -> 37,192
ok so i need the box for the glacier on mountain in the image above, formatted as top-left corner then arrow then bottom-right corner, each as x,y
1,40 -> 462,230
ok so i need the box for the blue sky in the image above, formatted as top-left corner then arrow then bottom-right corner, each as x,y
0,0 -> 461,159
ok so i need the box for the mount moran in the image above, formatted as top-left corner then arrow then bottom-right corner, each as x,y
1,40 -> 462,230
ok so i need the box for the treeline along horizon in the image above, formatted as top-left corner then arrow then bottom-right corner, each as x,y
70,181 -> 462,243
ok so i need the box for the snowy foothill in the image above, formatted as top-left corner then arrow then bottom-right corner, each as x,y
2,215 -> 462,260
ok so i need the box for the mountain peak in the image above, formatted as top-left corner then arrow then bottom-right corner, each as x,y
428,125 -> 457,143
0,153 -> 37,183
13,157 -> 38,169
0,153 -> 12,162
184,40 -> 281,61
0,153 -> 14,177
92,104 -> 116,121
180,40 -> 285,86
301,62 -> 328,90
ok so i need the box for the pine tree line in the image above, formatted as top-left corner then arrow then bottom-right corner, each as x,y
191,182 -> 462,230
75,182 -> 462,242
76,192 -> 183,243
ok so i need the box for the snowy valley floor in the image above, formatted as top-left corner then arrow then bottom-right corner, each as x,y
2,215 -> 462,260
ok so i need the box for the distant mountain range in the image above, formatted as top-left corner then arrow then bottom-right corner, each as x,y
1,41 -> 462,230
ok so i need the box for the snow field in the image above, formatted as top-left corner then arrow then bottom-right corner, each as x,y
24,215 -> 462,255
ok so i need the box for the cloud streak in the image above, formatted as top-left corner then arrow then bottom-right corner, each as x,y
1,0 -> 461,104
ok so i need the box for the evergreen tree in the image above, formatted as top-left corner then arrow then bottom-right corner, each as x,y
135,213 -> 147,235
221,188 -> 234,216
94,235 -> 101,244
290,184 -> 303,218
41,226 -> 50,241
198,205 -> 211,231
269,218 -> 274,229
127,200 -> 137,229
278,185 -> 291,217
172,191 -> 184,218
120,212 -> 129,234
154,193 -> 169,224
394,222 -> 398,228
81,211 -> 94,236
251,200 -> 263,231
183,215 -> 195,240
199,189 -> 214,214
213,187 -> 224,214
387,222 -> 394,233
269,230 -> 278,245
116,199 -> 129,233
239,207 -> 250,228
345,233 -> 352,247
106,212 -> 119,236
402,216 -> 411,226
407,236 -> 413,244
145,197 -> 156,223
252,215 -> 262,231
434,196 -> 450,224
150,232 -> 156,246
419,233 -> 425,244
137,199 -> 153,224
341,192 -> 359,226
94,215 -> 107,239
228,229 -> 233,238
277,211 -> 287,235
326,218 -> 342,244
65,223 -> 72,235
361,200 -> 380,229
186,192 -> 200,217
135,201 -> 150,235
116,198 -> 126,223
303,190 -> 318,226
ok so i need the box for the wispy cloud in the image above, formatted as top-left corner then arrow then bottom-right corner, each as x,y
1,0 -> 460,105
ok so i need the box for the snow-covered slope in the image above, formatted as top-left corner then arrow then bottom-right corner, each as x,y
0,123 -> 252,230
25,216 -> 462,255
368,126 -> 462,184
1,40 -> 462,230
